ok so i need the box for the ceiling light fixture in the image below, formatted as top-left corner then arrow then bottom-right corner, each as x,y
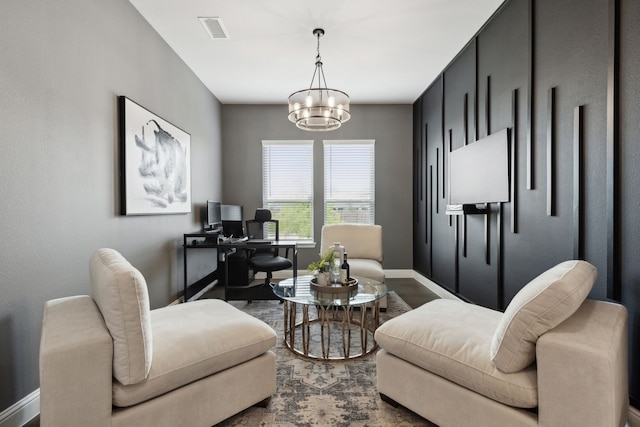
288,28 -> 350,131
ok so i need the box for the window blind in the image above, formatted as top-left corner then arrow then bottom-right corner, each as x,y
262,140 -> 314,242
323,140 -> 375,225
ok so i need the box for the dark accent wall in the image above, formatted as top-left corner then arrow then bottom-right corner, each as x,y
413,0 -> 640,408
0,0 -> 222,413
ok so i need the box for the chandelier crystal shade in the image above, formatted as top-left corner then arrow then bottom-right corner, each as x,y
288,28 -> 350,131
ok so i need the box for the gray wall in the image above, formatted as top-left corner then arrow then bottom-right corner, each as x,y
221,104 -> 413,270
0,0 -> 222,411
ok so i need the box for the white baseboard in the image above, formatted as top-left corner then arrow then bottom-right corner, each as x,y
411,271 -> 462,301
0,390 -> 39,427
628,405 -> 640,427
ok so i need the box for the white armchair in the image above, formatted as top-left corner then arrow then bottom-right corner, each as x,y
375,260 -> 629,427
321,223 -> 386,308
39,248 -> 277,427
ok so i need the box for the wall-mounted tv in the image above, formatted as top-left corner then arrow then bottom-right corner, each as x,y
449,128 -> 510,205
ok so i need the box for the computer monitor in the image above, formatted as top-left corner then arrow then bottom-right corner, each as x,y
206,200 -> 222,231
221,204 -> 243,221
221,204 -> 244,237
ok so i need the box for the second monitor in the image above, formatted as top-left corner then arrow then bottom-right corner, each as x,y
221,204 -> 244,237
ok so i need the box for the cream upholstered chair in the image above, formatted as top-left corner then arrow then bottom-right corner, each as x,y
376,260 -> 629,427
39,248 -> 277,427
320,223 -> 385,308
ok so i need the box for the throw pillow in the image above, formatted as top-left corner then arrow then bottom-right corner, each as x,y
90,248 -> 153,385
490,260 -> 596,373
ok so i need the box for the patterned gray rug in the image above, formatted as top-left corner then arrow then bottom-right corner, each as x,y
218,291 -> 436,427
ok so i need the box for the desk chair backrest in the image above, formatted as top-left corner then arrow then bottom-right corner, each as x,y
246,209 -> 280,256
246,209 -> 279,241
245,210 -> 292,288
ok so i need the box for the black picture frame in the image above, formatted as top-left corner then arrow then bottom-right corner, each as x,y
118,96 -> 191,215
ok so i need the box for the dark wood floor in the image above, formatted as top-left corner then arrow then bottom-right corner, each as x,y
383,277 -> 439,308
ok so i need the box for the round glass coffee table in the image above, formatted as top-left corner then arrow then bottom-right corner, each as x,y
273,275 -> 387,360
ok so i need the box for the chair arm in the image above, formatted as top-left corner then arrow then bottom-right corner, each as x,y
536,299 -> 628,427
40,295 -> 114,427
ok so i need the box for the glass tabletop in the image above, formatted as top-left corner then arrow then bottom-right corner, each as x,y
273,275 -> 387,307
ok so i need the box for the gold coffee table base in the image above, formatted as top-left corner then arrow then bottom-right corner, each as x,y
282,300 -> 381,360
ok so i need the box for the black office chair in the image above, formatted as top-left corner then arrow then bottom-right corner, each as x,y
245,209 -> 292,290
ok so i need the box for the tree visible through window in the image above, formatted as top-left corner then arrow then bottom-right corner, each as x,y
262,140 -> 314,242
324,140 -> 375,225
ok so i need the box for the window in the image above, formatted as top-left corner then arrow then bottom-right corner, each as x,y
262,140 -> 314,243
324,140 -> 375,225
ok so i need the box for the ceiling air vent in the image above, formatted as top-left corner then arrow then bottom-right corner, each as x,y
198,17 -> 230,40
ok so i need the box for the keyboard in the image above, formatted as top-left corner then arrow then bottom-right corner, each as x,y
247,239 -> 272,244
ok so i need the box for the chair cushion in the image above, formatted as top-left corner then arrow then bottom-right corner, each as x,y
375,299 -> 538,408
349,259 -> 385,284
112,299 -> 277,407
490,260 -> 596,373
90,248 -> 152,385
321,224 -> 383,262
249,255 -> 292,272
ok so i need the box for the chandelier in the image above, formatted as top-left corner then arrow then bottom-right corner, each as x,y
288,28 -> 351,131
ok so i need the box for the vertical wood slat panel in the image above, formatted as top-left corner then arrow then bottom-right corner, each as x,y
448,129 -> 453,227
436,148 -> 440,214
527,0 -> 535,190
606,0 -> 620,300
511,89 -> 518,233
475,39 -> 479,142
485,213 -> 490,265
424,124 -> 429,244
484,76 -> 491,265
547,87 -> 556,216
463,92 -> 469,256
484,75 -> 491,265
573,105 -> 584,259
441,76 -> 446,200
486,75 -> 491,136
429,165 -> 434,277
497,203 -> 504,310
420,123 -> 424,202
464,93 -> 469,146
454,216 -> 459,293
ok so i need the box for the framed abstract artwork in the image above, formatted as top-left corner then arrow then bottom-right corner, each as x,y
118,96 -> 191,215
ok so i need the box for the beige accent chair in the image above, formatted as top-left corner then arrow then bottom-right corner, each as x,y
321,223 -> 385,308
376,260 -> 629,427
39,248 -> 277,427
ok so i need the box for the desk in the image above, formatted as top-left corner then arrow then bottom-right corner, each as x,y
183,233 -> 297,302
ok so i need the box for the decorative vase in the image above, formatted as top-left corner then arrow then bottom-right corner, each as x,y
316,271 -> 330,286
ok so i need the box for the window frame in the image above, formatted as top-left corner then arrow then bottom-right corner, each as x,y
261,140 -> 315,247
323,139 -> 376,226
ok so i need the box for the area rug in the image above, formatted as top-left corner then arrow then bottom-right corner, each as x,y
218,291 -> 436,427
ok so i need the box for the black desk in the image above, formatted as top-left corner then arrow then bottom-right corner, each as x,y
183,233 -> 297,302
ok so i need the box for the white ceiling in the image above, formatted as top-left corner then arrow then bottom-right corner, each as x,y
128,0 -> 506,105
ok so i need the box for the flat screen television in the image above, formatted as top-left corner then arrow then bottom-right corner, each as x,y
206,200 -> 222,231
449,128 -> 510,205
